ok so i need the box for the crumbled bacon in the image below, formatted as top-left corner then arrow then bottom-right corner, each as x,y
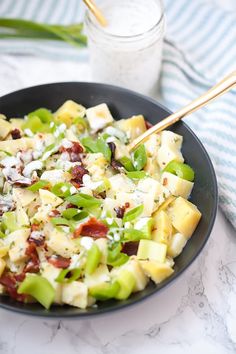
71,165 -> 89,185
59,141 -> 84,162
66,203 -> 77,209
11,128 -> 21,140
0,273 -> 26,302
28,230 -> 45,247
114,202 -> 130,218
73,217 -> 108,239
145,120 -> 153,130
31,224 -> 40,232
121,241 -> 139,256
48,255 -> 70,269
163,178 -> 168,186
24,242 -> 40,273
49,209 -> 61,217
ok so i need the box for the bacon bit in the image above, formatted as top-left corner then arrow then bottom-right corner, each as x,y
66,203 -> 76,209
28,231 -> 45,247
108,142 -> 116,159
49,209 -> 61,217
0,273 -> 26,302
121,241 -> 139,256
31,224 -> 40,231
73,217 -> 108,239
125,202 -> 130,208
163,178 -> 168,186
111,159 -> 124,172
71,165 -> 89,185
71,181 -> 81,189
60,141 -> 84,162
48,255 -> 70,269
145,120 -> 153,130
114,206 -> 125,219
25,243 -> 40,273
11,128 -> 21,139
14,273 -> 26,282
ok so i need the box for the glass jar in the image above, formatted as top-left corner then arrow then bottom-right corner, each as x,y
85,0 -> 165,96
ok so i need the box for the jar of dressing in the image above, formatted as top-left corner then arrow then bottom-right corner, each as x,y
85,0 -> 165,96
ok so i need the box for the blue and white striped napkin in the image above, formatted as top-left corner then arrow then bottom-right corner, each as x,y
0,0 -> 236,228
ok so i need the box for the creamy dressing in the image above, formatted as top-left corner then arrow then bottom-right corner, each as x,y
85,0 -> 165,95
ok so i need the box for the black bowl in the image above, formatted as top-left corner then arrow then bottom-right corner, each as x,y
0,82 -> 217,317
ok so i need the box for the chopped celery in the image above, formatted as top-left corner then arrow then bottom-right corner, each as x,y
115,270 -> 135,300
52,182 -> 74,198
2,211 -> 18,232
126,171 -> 147,179
123,205 -> 144,222
163,160 -> 195,182
27,180 -> 49,192
55,268 -> 81,283
66,193 -> 102,208
132,144 -> 147,171
119,156 -> 135,172
85,243 -> 102,275
89,281 -> 120,300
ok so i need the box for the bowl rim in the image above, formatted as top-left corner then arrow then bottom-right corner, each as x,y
0,81 -> 218,318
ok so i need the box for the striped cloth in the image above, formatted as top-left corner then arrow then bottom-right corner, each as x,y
0,0 -> 236,228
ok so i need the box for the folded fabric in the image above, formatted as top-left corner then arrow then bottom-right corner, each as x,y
0,0 -> 235,228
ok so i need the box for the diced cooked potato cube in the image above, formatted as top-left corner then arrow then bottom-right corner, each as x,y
157,146 -> 184,170
47,229 -> 77,258
102,198 -> 119,217
41,263 -> 63,304
54,100 -> 86,126
167,232 -> 187,258
161,131 -> 183,150
0,258 -> 6,277
13,188 -> 35,207
168,197 -> 202,238
144,157 -> 161,179
156,195 -> 176,213
152,210 -> 172,244
83,153 -> 108,180
115,115 -> 146,141
39,189 -> 63,207
0,138 -> 34,155
137,239 -> 167,263
16,205 -> 30,227
139,260 -> 174,284
0,119 -> 12,140
144,134 -> 161,157
114,140 -> 130,160
161,172 -> 193,199
9,118 -> 24,130
86,103 -> 113,132
95,239 -> 108,264
62,281 -> 88,309
0,245 -> 9,258
107,174 -> 135,198
7,229 -> 30,263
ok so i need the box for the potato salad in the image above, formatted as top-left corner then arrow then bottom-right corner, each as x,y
0,100 -> 201,309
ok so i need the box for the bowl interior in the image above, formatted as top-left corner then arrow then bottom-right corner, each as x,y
0,82 -> 217,317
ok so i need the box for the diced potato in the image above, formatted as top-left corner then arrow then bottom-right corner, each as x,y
40,169 -> 70,185
114,139 -> 130,160
137,239 -> 167,263
0,258 -> 6,277
54,100 -> 86,126
86,103 -> 113,132
0,119 -> 12,140
167,232 -> 187,258
107,174 -> 135,198
102,198 -> 118,217
161,131 -> 183,150
47,229 -> 77,258
32,204 -> 52,223
85,264 -> 110,288
13,188 -> 35,207
144,157 -> 161,179
139,260 -> 174,284
83,153 -> 108,180
0,245 -> 9,258
62,281 -> 88,309
16,205 -> 30,227
144,134 -> 161,157
41,263 -> 63,304
120,258 -> 148,292
155,195 -> 176,213
9,118 -> 24,130
161,172 -> 193,199
168,197 -> 202,238
157,146 -> 184,170
0,138 -> 34,155
7,229 -> 30,263
152,210 -> 172,245
39,189 -> 63,207
116,115 -> 146,141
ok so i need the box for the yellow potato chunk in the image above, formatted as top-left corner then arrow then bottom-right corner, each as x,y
116,115 -> 146,141
86,103 -> 114,132
152,210 -> 172,245
0,119 -> 12,140
41,263 -> 63,304
168,197 -> 202,238
0,137 -> 34,154
137,239 -> 167,263
167,232 -> 187,258
62,281 -> 88,309
0,258 -> 6,277
139,260 -> 174,284
54,100 -> 86,126
39,189 -> 63,207
9,118 -> 24,130
161,172 -> 193,199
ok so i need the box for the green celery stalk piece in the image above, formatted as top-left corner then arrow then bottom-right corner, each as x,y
132,144 -> 147,171
119,156 -> 135,171
28,108 -> 53,123
18,275 -> 55,309
89,281 -> 120,300
85,243 -> 102,275
115,270 -> 136,300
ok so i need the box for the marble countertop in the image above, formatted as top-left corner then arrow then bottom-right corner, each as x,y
0,54 -> 236,354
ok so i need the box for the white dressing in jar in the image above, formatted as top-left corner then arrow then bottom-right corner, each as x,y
85,0 -> 165,96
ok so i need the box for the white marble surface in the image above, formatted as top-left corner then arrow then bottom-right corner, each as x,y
0,53 -> 236,354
